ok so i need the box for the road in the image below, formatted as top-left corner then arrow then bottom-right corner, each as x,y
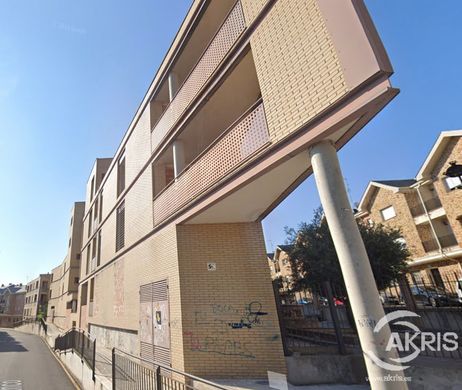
0,328 -> 75,390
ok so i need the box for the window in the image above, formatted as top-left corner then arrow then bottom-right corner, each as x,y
90,176 -> 95,201
74,277 -> 79,284
97,230 -> 102,266
99,192 -> 103,222
70,216 -> 73,226
116,201 -> 125,251
68,237 -> 71,248
380,206 -> 396,221
86,245 -> 91,274
117,153 -> 126,197
445,176 -> 462,191
88,209 -> 93,238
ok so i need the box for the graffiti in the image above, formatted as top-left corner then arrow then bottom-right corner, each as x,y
183,301 -> 278,359
183,331 -> 255,359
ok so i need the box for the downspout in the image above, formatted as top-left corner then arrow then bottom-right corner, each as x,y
415,183 -> 443,252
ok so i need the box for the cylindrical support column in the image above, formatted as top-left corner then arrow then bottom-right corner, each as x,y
168,72 -> 179,102
309,141 -> 408,389
173,140 -> 185,178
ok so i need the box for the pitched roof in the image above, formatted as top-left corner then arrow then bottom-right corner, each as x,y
417,130 -> 462,180
373,179 -> 417,188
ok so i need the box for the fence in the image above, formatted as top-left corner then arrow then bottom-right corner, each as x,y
112,348 -> 229,390
54,328 -> 96,381
275,276 -> 462,360
275,281 -> 360,356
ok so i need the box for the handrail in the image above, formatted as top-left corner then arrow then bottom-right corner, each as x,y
58,326 -> 95,341
113,347 -> 231,390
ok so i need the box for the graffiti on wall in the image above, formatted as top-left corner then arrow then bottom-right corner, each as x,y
183,301 -> 279,359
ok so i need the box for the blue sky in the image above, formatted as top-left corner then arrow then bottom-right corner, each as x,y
1,1 -> 461,285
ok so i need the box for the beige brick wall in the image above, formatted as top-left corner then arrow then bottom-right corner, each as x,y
240,0 -> 348,143
82,224 -> 185,371
431,137 -> 462,245
176,222 -> 286,378
367,187 -> 426,258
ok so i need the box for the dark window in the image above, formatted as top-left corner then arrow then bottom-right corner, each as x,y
74,277 -> 79,284
90,176 -> 95,201
99,192 -> 103,222
116,201 -> 125,251
97,230 -> 102,266
117,154 -> 126,197
88,209 -> 93,238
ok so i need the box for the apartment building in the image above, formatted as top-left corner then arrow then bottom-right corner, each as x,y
76,0 -> 396,378
268,245 -> 294,288
23,274 -> 51,319
47,202 -> 85,331
356,130 -> 462,289
0,284 -> 26,327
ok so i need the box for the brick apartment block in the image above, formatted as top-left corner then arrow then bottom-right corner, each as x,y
47,202 -> 85,331
23,274 -> 51,320
0,284 -> 26,327
41,0 -> 398,378
356,130 -> 462,290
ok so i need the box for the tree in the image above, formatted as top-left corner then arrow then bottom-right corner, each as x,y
285,207 -> 409,292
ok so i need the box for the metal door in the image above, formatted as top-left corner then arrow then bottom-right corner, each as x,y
139,279 -> 171,366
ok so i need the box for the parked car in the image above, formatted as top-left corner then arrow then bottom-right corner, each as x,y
410,286 -> 461,307
379,294 -> 403,306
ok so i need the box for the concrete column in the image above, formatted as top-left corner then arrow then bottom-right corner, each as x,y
173,140 -> 185,178
309,140 -> 408,390
168,72 -> 179,102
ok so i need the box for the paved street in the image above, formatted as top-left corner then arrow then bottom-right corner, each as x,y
0,329 -> 75,389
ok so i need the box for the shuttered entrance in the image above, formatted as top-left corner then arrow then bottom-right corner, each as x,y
139,279 -> 171,367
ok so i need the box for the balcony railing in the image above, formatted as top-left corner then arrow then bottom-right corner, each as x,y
422,234 -> 458,253
410,197 -> 443,217
153,101 -> 270,225
151,1 -> 246,151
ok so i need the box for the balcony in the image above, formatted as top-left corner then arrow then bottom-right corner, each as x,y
422,234 -> 458,253
153,101 -> 270,225
410,197 -> 443,217
150,1 -> 246,152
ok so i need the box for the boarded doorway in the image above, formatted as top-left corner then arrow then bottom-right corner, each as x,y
139,279 -> 171,367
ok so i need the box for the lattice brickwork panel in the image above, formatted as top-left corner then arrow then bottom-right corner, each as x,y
240,0 -> 348,142
151,1 -> 246,151
153,103 -> 269,225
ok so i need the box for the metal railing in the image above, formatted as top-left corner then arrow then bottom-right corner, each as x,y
112,348 -> 230,390
54,328 -> 96,381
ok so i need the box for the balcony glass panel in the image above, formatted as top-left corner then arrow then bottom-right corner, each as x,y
151,1 -> 246,151
153,102 -> 269,225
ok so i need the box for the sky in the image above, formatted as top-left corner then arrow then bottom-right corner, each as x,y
0,1 -> 461,285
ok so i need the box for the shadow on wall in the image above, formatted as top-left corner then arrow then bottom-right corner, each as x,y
0,331 -> 28,352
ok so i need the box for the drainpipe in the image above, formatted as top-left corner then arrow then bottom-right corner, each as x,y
415,184 -> 442,252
